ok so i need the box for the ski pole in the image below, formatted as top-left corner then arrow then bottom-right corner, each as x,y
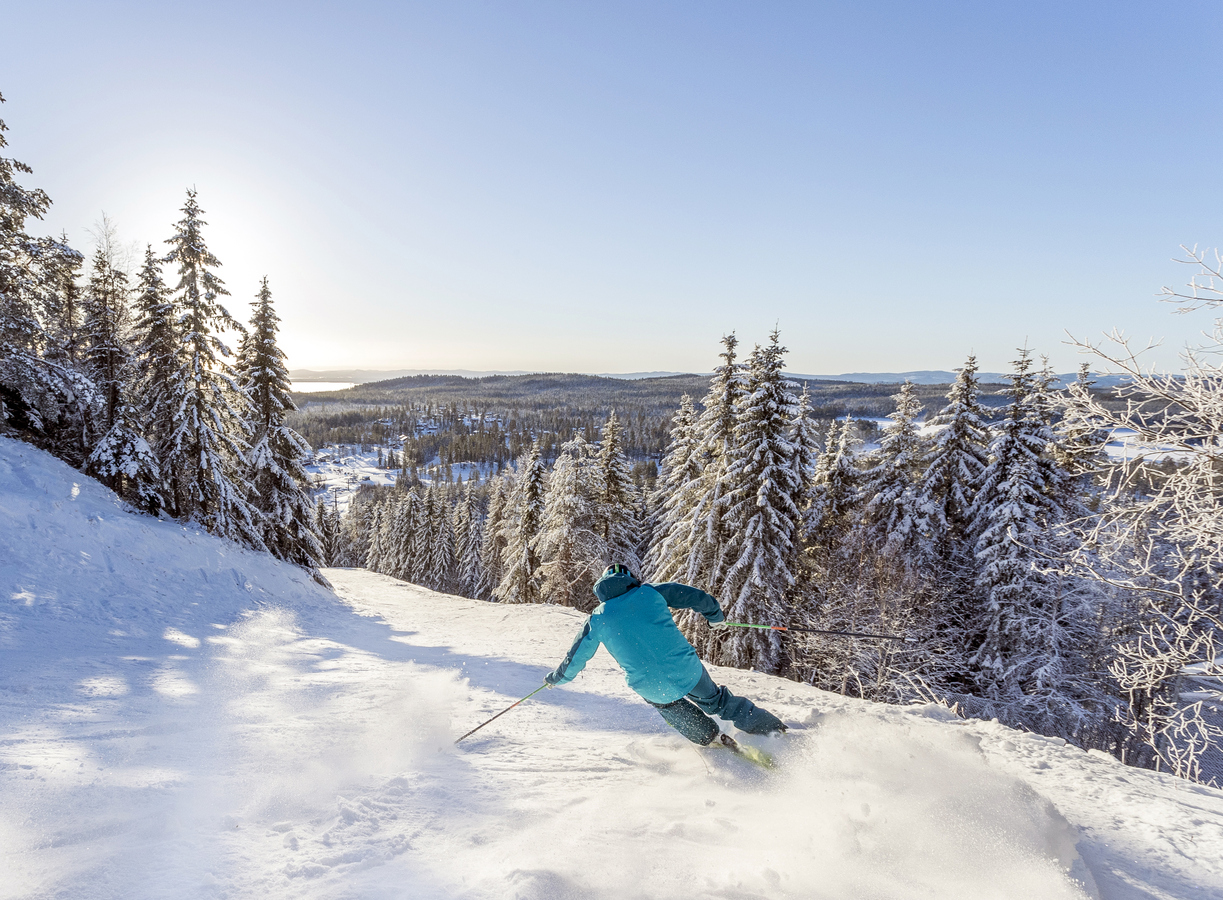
454,683 -> 549,744
723,622 -> 917,643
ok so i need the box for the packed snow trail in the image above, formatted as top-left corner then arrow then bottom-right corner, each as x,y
1,438 -> 1221,899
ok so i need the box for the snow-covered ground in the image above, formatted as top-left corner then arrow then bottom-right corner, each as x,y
305,448 -> 400,515
3,435 -> 1223,899
1101,428 -> 1194,463
305,448 -> 489,516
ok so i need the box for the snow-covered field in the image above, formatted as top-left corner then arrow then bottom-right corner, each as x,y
305,448 -> 400,515
305,448 -> 489,516
3,435 -> 1223,899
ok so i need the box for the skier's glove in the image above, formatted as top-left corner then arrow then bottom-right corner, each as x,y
544,668 -> 564,686
708,620 -> 730,633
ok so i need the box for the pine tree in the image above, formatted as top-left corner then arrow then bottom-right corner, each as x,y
237,277 -> 323,573
495,441 -> 546,604
0,95 -> 95,450
365,503 -> 386,571
917,355 -> 991,564
806,417 -> 861,557
0,95 -> 53,422
81,231 -> 131,435
130,245 -> 178,465
712,331 -> 804,673
969,348 -> 1074,703
1055,363 -> 1108,482
427,482 -> 456,592
380,500 -> 403,578
679,334 -> 746,592
595,410 -> 640,570
643,394 -> 702,581
41,232 -> 85,368
538,433 -> 602,609
160,189 -> 262,548
339,494 -> 375,567
406,487 -> 431,583
858,381 -> 929,567
86,390 -> 163,513
315,498 -> 342,567
454,481 -> 485,598
381,494 -> 412,580
789,384 -> 820,516
479,474 -> 511,597
74,227 -> 163,510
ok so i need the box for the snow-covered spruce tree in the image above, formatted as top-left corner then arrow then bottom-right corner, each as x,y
632,485 -> 654,574
479,473 -> 511,597
365,503 -> 387,572
917,355 -> 991,567
678,334 -> 746,593
704,331 -> 804,674
967,348 -> 1101,731
538,433 -> 603,609
784,383 -> 822,613
405,489 -> 431,583
421,485 -> 442,585
129,246 -> 178,464
73,228 -> 163,510
85,385 -> 163,512
236,277 -> 323,574
337,491 -> 374,566
1031,356 -> 1088,517
789,384 -> 820,517
495,441 -> 546,604
968,350 -> 1052,701
454,480 -> 485,598
857,381 -> 929,569
643,394 -> 702,582
426,482 -> 456,592
382,497 -> 408,579
0,95 -> 96,455
81,227 -> 131,435
160,189 -> 262,548
403,487 -> 430,583
40,231 -> 85,368
315,498 -> 343,567
594,410 -> 641,571
805,416 -> 861,560
1054,363 -> 1109,487
380,493 -> 411,581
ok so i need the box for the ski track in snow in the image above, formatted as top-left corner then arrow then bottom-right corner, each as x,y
1,436 -> 1222,899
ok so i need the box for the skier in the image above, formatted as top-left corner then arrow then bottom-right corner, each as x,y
545,564 -> 787,751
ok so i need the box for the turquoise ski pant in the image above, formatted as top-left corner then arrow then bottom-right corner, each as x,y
648,667 -> 784,745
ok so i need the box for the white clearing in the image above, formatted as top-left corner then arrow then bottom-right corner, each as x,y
1,435 -> 1221,900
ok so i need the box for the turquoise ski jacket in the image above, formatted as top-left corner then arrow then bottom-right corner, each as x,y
545,571 -> 725,705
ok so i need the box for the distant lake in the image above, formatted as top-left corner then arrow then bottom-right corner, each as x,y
291,382 -> 356,393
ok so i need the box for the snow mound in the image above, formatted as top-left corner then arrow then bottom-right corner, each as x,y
3,437 -> 1221,899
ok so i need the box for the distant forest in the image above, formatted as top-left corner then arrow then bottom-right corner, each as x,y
287,371 -> 1025,466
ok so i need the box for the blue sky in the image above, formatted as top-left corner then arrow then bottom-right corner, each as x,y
4,2 -> 1221,375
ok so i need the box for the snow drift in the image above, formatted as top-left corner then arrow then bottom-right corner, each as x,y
2,436 -> 1220,899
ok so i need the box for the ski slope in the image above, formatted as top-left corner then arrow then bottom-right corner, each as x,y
2,436 -> 1222,900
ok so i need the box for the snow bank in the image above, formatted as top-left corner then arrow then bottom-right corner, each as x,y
0,438 -> 465,898
3,436 -> 1221,899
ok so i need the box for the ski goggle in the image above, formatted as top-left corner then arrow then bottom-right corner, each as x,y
602,564 -> 632,578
